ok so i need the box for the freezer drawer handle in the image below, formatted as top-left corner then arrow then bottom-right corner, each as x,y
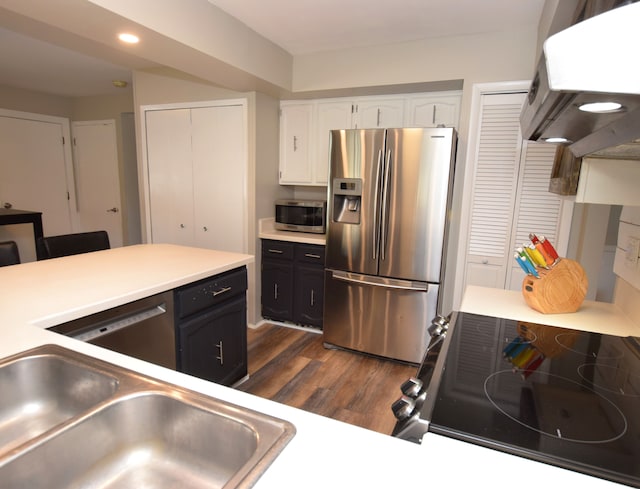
331,270 -> 428,291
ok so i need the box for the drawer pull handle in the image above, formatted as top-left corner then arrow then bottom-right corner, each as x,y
212,286 -> 232,297
304,253 -> 321,259
216,340 -> 224,365
268,249 -> 284,254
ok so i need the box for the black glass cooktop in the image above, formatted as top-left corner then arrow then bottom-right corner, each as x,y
429,312 -> 640,487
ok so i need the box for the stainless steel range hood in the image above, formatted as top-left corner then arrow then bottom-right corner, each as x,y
521,2 -> 640,158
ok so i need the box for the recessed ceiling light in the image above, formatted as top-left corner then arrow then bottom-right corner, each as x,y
544,137 -> 571,144
578,102 -> 623,113
118,33 -> 139,44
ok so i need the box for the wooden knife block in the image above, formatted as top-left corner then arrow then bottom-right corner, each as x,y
521,258 -> 588,314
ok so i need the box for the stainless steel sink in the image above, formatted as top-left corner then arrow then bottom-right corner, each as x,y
0,345 -> 295,489
0,352 -> 118,454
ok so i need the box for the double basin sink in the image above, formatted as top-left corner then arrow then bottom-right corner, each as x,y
0,344 -> 295,488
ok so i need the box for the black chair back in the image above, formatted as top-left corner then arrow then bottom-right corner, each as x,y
37,231 -> 110,259
0,241 -> 20,266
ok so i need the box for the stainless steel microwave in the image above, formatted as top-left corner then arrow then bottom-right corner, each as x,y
275,200 -> 326,234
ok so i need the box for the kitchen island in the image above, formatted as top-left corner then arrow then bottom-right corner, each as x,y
0,244 -> 627,488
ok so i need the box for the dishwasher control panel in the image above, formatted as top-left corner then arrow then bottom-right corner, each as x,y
176,267 -> 247,319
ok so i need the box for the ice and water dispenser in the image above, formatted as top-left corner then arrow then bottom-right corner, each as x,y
332,178 -> 362,224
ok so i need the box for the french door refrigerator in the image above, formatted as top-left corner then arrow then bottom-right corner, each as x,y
323,127 -> 457,364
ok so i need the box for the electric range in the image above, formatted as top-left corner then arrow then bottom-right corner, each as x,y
392,311 -> 640,487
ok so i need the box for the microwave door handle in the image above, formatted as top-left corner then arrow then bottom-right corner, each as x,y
372,149 -> 383,260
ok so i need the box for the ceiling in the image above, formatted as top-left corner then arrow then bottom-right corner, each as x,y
0,0 -> 546,98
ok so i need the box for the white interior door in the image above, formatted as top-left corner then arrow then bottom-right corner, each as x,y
72,120 -> 123,248
0,110 -> 75,262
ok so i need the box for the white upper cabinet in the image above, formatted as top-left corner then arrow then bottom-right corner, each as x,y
352,98 -> 405,129
315,101 -> 353,185
279,91 -> 462,186
405,93 -> 461,128
279,102 -> 314,185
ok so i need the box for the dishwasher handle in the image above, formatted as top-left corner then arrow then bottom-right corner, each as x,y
70,303 -> 168,342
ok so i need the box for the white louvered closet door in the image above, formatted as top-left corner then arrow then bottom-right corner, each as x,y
464,92 -> 563,292
507,142 -> 562,289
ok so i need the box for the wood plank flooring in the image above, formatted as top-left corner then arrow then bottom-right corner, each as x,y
236,324 -> 417,435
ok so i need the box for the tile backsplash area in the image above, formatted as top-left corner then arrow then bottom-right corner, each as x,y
614,206 -> 640,327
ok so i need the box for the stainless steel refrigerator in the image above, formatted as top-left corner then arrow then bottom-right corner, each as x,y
323,127 -> 457,364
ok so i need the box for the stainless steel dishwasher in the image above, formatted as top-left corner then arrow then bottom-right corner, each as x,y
49,291 -> 176,370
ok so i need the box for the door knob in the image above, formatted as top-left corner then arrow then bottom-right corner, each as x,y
106,207 -> 119,213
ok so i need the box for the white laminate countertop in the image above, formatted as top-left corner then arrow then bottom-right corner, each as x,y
0,246 -> 628,488
461,285 -> 639,337
258,217 -> 326,245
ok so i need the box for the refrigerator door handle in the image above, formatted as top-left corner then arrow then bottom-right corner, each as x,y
372,149 -> 384,260
330,270 -> 428,291
380,148 -> 392,261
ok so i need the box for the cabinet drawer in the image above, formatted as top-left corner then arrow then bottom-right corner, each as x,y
176,267 -> 247,319
262,240 -> 294,260
295,244 -> 325,265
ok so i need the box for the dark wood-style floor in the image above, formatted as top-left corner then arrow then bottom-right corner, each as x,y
236,324 -> 417,435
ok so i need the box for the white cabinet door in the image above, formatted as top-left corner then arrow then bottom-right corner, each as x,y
405,93 -> 461,128
315,101 -> 353,185
279,103 -> 313,184
353,98 -> 404,129
146,108 -> 194,246
191,105 -> 246,252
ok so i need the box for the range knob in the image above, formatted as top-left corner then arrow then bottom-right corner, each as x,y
400,377 -> 423,398
429,314 -> 450,337
391,395 -> 416,421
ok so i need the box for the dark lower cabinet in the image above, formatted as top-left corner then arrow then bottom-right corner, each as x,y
293,264 -> 324,327
261,239 -> 325,328
175,267 -> 247,386
261,259 -> 294,322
